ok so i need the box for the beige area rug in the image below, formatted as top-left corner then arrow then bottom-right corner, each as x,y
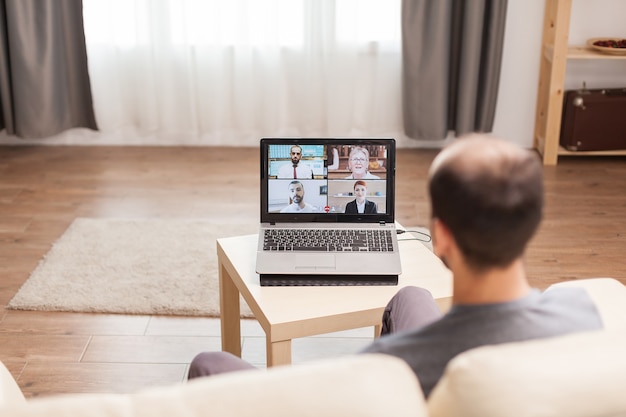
8,218 -> 259,317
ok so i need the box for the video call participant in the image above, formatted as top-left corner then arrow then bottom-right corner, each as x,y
277,145 -> 314,179
345,146 -> 380,180
280,180 -> 315,213
344,180 -> 378,214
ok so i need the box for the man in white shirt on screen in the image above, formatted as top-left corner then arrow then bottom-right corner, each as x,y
280,181 -> 315,213
277,145 -> 314,179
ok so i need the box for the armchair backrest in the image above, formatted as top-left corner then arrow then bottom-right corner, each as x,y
428,278 -> 626,417
428,329 -> 626,417
1,354 -> 428,417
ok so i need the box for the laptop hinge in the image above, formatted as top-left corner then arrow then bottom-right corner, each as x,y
379,221 -> 386,226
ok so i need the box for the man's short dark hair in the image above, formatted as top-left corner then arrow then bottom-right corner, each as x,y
429,140 -> 543,270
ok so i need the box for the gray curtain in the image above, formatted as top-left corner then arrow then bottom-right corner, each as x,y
402,0 -> 507,140
0,0 -> 97,139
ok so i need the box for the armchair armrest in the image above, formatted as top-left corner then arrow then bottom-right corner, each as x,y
0,362 -> 26,407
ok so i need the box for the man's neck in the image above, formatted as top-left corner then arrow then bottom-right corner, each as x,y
452,259 -> 531,305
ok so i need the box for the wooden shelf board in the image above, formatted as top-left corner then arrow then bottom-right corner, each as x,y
557,146 -> 626,156
534,136 -> 626,159
568,45 -> 626,60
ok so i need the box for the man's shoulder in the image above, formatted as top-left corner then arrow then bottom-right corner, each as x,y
542,285 -> 589,298
539,286 -> 597,308
539,286 -> 602,317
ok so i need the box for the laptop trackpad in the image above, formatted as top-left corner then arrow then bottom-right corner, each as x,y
295,254 -> 336,270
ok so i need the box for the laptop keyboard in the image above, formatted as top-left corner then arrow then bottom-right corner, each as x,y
263,228 -> 394,252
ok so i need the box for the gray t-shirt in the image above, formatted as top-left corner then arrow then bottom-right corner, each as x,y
361,287 -> 603,398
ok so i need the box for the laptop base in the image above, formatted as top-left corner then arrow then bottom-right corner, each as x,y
259,274 -> 398,287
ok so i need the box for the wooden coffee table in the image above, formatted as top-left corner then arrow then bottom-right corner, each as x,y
217,231 -> 452,367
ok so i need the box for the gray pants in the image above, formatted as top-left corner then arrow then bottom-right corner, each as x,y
188,286 -> 442,379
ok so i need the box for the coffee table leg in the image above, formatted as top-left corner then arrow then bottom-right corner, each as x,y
374,324 -> 382,338
267,339 -> 291,367
219,261 -> 241,357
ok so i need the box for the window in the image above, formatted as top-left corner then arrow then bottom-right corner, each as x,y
84,0 -> 400,50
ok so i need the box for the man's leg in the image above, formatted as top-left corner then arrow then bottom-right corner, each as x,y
381,286 -> 442,335
188,286 -> 441,379
188,351 -> 256,379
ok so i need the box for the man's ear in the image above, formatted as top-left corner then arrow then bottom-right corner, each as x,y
431,218 -> 454,258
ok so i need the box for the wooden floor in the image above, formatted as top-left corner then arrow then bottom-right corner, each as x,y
1,146 -> 625,398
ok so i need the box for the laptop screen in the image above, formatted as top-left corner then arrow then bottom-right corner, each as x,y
260,138 -> 396,224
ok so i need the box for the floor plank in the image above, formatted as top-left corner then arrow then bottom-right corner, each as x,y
0,334 -> 89,362
82,336 -> 222,364
0,311 -> 150,336
19,362 -> 187,398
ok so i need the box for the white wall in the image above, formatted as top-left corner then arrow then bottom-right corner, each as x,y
492,0 -> 626,148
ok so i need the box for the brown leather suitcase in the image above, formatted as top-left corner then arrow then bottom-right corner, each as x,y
560,87 -> 626,151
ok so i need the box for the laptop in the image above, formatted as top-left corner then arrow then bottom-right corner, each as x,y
255,138 -> 402,286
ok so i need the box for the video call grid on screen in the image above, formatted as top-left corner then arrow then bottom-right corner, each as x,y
260,138 -> 395,224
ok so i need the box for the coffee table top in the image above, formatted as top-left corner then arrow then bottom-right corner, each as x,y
217,233 -> 452,341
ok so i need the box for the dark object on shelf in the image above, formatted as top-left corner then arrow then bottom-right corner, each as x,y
587,38 -> 626,55
560,86 -> 626,151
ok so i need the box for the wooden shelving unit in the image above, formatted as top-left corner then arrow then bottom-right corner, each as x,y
533,0 -> 626,165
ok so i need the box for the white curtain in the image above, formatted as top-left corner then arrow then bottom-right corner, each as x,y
82,0 -> 404,146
